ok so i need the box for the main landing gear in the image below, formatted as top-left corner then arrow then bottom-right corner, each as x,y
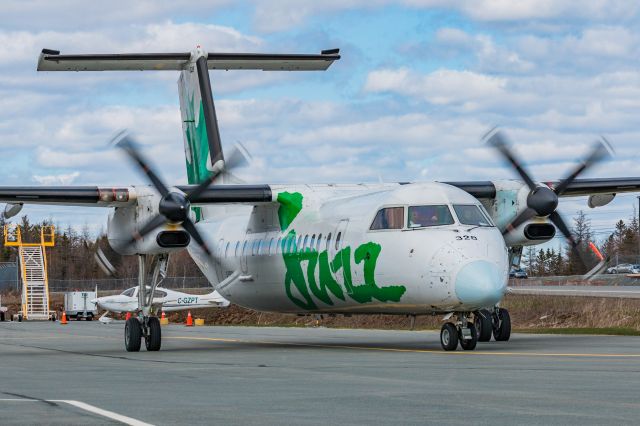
440,308 -> 511,351
472,307 -> 511,343
124,253 -> 167,352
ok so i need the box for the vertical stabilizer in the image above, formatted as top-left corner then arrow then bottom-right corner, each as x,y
178,48 -> 225,185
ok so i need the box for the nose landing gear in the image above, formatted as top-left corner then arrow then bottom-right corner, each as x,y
440,313 -> 479,351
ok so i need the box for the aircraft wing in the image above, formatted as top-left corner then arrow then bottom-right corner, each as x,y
444,177 -> 640,199
3,177 -> 640,206
507,285 -> 640,299
0,184 -> 273,207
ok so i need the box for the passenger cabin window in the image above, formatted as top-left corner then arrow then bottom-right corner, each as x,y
122,288 -> 135,297
316,234 -> 322,251
335,232 -> 342,250
453,205 -> 493,227
370,207 -> 404,230
235,241 -> 240,257
326,233 -> 331,251
408,205 -> 454,228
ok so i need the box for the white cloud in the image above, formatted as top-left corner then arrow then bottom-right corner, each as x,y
32,171 -> 80,185
250,0 -> 640,32
0,21 -> 263,66
365,68 -> 507,107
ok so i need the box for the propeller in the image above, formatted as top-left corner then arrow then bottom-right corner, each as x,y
111,131 -> 219,257
486,129 -> 613,272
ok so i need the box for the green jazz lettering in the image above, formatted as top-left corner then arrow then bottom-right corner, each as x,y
277,191 -> 406,310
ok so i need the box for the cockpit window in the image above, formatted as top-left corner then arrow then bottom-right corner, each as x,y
408,205 -> 454,228
370,207 -> 404,230
453,204 -> 493,226
122,288 -> 135,297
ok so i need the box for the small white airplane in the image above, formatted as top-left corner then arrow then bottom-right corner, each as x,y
2,46 -> 640,352
93,286 -> 229,323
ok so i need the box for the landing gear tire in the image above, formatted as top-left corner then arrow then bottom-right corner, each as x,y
474,309 -> 493,342
145,317 -> 162,352
125,317 -> 142,352
459,324 -> 478,351
493,308 -> 511,341
440,323 -> 459,351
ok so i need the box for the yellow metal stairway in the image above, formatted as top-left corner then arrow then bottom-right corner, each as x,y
4,225 -> 55,320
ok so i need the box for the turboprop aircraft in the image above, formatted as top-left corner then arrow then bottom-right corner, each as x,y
2,46 -> 640,352
93,285 -> 229,323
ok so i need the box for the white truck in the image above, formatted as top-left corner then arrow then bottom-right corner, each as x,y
64,291 -> 98,321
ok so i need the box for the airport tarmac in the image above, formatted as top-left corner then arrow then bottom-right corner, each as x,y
0,321 -> 639,425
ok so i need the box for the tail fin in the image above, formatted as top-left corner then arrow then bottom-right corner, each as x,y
37,46 -> 340,186
178,48 -> 224,185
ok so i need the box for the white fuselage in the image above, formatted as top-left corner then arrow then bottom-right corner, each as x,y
94,287 -> 230,313
189,182 -> 509,315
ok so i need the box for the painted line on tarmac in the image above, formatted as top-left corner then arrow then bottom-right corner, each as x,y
165,336 -> 640,358
0,399 -> 153,425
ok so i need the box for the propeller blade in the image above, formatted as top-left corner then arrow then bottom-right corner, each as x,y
225,141 -> 252,170
501,207 -> 537,236
118,214 -> 167,252
113,132 -> 170,198
549,211 -> 588,272
186,142 -> 252,201
181,218 -> 212,256
185,174 -> 216,202
94,247 -> 117,277
553,138 -> 613,196
486,130 -> 537,191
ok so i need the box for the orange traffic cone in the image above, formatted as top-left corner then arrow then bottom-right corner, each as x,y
60,311 -> 68,325
125,312 -> 131,321
160,311 -> 168,325
186,311 -> 193,327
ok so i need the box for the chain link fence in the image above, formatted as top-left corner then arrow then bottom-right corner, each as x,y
48,277 -> 210,293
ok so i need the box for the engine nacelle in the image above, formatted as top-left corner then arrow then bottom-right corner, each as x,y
482,180 -> 556,247
502,221 -> 556,247
107,186 -> 191,255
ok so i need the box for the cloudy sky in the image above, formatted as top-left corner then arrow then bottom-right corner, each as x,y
2,0 -> 640,245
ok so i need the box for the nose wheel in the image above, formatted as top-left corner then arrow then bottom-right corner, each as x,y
440,313 -> 479,351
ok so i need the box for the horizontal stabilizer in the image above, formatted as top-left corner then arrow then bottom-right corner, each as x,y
37,49 -> 340,72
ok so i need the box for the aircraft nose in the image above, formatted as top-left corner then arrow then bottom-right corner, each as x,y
455,260 -> 505,307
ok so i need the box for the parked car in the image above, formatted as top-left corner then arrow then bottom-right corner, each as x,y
509,268 -> 528,279
607,264 -> 640,274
